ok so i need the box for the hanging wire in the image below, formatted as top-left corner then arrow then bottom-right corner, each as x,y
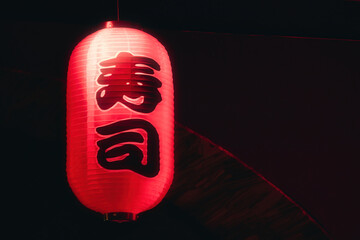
117,0 -> 120,22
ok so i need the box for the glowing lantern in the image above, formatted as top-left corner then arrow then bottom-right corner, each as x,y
66,21 -> 174,221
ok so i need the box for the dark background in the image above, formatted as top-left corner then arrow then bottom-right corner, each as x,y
2,0 -> 360,39
2,0 -> 360,239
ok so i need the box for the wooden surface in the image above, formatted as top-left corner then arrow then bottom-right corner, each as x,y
168,124 -> 329,240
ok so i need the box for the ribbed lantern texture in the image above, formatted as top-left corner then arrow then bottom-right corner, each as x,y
66,25 -> 174,218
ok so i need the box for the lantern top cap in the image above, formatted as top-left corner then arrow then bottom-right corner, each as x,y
104,21 -> 142,29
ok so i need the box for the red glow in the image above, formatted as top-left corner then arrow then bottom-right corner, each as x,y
106,21 -> 113,28
66,26 -> 174,220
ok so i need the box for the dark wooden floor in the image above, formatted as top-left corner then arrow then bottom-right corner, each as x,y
169,124 -> 329,239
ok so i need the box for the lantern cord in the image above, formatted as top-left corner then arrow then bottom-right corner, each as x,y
117,0 -> 120,22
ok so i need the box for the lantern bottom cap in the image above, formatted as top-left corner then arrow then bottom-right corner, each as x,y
104,212 -> 138,223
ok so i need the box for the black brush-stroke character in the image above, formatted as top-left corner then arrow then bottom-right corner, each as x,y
96,52 -> 162,113
96,119 -> 159,178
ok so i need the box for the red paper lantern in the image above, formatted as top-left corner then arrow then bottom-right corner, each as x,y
66,21 -> 174,221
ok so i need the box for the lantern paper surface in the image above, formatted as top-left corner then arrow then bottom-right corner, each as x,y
66,24 -> 174,219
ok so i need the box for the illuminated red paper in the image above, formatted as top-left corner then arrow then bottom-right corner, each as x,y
66,22 -> 174,221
